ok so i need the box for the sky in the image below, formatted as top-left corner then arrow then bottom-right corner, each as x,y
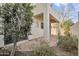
51,3 -> 79,23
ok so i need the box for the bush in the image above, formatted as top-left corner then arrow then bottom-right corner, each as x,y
32,42 -> 56,56
58,35 -> 78,52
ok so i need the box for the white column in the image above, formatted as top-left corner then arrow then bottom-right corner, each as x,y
43,4 -> 51,42
57,22 -> 60,35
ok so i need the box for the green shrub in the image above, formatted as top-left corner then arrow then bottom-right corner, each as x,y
58,35 -> 78,51
32,42 -> 56,56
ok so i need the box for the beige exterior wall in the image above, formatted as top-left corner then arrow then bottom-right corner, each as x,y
28,18 -> 44,40
28,4 -> 45,40
32,3 -> 45,15
28,3 -> 59,40
70,22 -> 79,55
51,23 -> 58,35
70,22 -> 79,39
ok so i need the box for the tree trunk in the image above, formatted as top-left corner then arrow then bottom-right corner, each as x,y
10,33 -> 17,56
25,32 -> 28,39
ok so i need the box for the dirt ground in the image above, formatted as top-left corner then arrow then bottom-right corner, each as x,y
2,35 -> 78,56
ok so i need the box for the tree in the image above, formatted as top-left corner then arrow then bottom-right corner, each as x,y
58,4 -> 75,21
0,3 -> 34,55
56,4 -> 74,36
61,19 -> 73,36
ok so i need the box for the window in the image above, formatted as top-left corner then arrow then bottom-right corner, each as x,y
41,22 -> 43,29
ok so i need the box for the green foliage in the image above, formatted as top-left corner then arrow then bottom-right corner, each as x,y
58,35 -> 78,51
0,3 -> 34,44
61,20 -> 73,35
32,42 -> 56,56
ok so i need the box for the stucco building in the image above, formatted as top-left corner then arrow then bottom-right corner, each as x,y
28,3 -> 59,42
70,21 -> 79,39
